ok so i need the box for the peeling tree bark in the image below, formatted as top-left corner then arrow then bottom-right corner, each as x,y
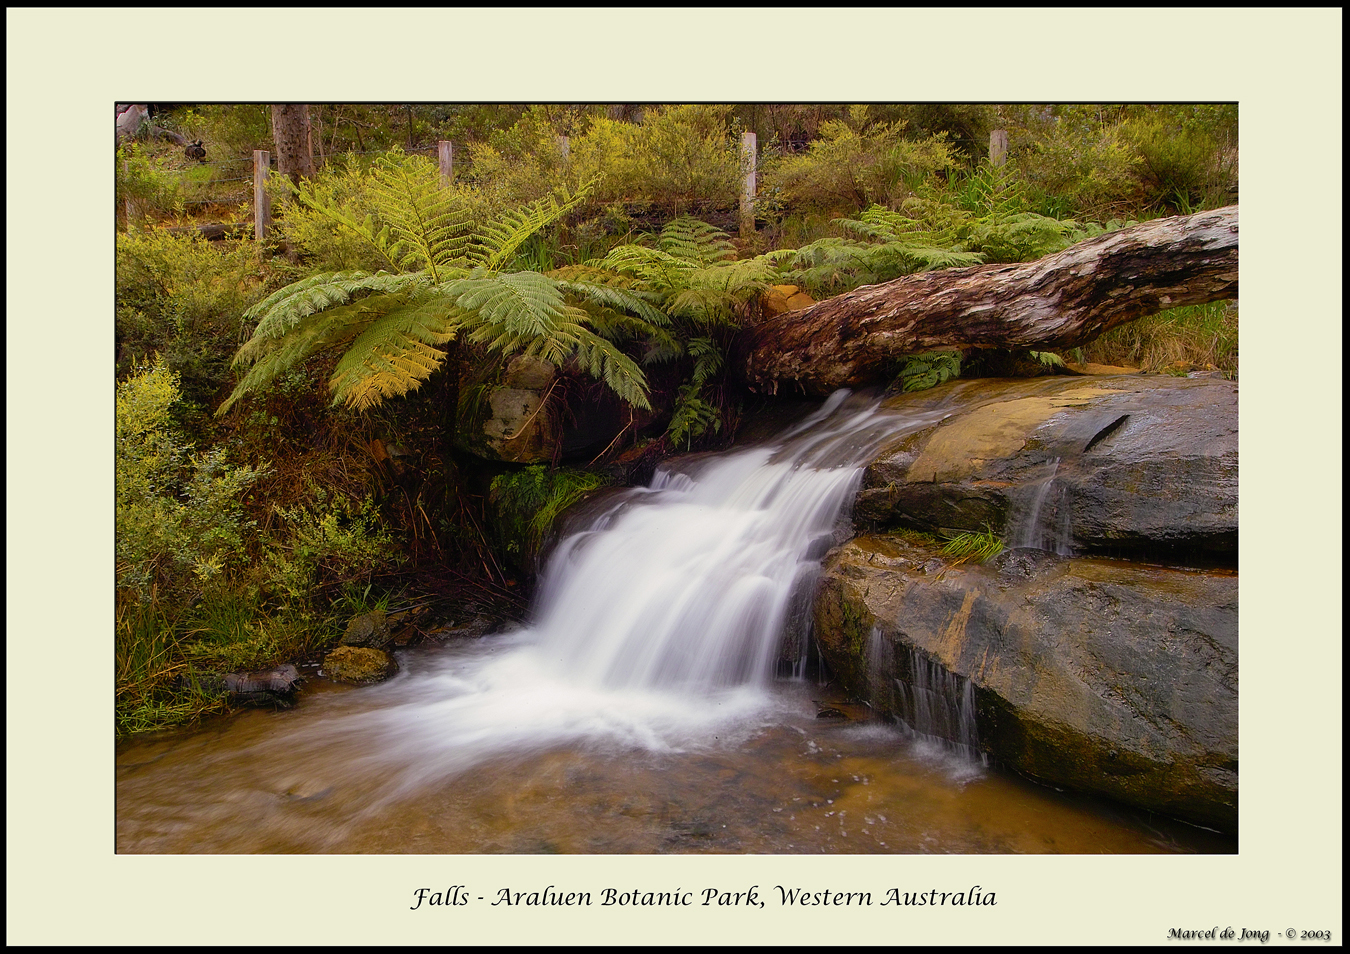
737,206 -> 1238,396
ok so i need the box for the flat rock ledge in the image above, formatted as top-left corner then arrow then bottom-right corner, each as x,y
854,374 -> 1237,562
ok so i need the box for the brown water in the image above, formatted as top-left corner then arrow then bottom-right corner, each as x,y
116,645 -> 1233,855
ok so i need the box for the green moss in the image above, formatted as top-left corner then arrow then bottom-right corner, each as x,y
489,465 -> 609,568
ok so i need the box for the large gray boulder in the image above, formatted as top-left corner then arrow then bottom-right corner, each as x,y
812,534 -> 1238,831
854,375 -> 1237,560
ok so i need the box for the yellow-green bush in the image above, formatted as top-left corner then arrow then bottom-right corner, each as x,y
273,150 -> 496,272
115,229 -> 270,407
260,486 -> 402,605
468,104 -> 742,216
758,106 -> 960,217
116,361 -> 266,602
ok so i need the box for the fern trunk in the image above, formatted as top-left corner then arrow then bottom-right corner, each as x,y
738,205 -> 1238,396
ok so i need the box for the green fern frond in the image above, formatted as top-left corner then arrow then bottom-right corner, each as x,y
473,184 -> 591,274
446,270 -> 574,348
244,271 -> 427,340
597,243 -> 700,289
547,264 -> 640,288
219,295 -> 395,415
552,278 -> 672,329
685,336 -> 723,388
571,329 -> 652,411
366,154 -> 475,279
328,300 -> 462,410
658,215 -> 737,266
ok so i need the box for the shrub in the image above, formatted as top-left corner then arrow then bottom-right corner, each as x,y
116,361 -> 266,603
469,104 -> 742,217
1122,108 -> 1236,214
116,229 -> 270,412
1008,106 -> 1141,219
759,106 -> 960,217
259,486 -> 402,605
116,143 -> 184,222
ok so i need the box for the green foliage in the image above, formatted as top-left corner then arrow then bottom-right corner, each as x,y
224,151 -> 655,415
116,229 -> 269,408
469,104 -> 741,215
1029,350 -> 1066,369
1079,301 -> 1238,379
778,204 -> 983,297
259,487 -> 401,605
183,104 -> 273,158
594,216 -> 787,444
941,526 -> 1004,564
274,154 -> 404,272
116,361 -> 266,602
759,107 -> 960,216
116,143 -> 184,221
489,465 -> 608,561
116,597 -> 227,736
667,336 -> 725,447
896,350 -> 962,393
1123,113 -> 1235,214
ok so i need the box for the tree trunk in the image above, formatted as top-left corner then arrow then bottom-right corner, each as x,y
738,206 -> 1238,396
270,104 -> 314,186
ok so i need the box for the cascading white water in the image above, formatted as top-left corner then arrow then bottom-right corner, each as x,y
267,391 -> 957,800
894,647 -> 987,766
1010,457 -> 1074,555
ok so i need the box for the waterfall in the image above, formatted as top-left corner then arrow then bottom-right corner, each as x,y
1009,456 -> 1074,555
893,647 -> 987,765
277,391 -> 955,794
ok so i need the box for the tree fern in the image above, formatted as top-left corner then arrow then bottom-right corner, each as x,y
243,270 -> 432,341
326,297 -> 462,410
219,155 -> 660,416
472,185 -> 591,273
365,155 -> 475,279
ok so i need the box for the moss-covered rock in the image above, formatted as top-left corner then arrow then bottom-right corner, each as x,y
340,610 -> 391,649
322,646 -> 398,685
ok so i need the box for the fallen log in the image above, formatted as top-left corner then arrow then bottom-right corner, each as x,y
738,206 -> 1238,396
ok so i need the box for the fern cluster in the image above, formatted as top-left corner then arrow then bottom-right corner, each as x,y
221,153 -> 657,415
896,351 -> 962,393
588,216 -> 788,445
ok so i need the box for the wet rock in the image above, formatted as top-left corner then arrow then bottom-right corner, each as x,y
425,616 -> 500,640
340,610 -> 392,649
812,534 -> 1238,831
322,646 -> 398,685
854,375 -> 1237,561
454,357 -> 560,464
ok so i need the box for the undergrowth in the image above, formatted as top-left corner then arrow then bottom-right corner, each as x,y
1078,300 -> 1238,378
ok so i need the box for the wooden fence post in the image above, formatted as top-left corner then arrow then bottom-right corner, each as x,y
438,140 -> 454,187
990,129 -> 1008,167
740,131 -> 757,239
253,150 -> 271,243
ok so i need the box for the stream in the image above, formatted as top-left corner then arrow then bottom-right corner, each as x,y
116,392 -> 1234,854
